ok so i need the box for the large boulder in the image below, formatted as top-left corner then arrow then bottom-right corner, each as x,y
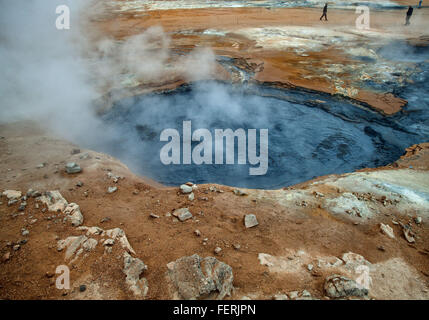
167,254 -> 234,300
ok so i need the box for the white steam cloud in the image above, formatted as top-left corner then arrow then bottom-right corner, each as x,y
0,0 -> 219,145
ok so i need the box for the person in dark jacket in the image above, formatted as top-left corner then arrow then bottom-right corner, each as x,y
320,3 -> 328,21
405,6 -> 413,25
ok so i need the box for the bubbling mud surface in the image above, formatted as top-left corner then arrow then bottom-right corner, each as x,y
100,72 -> 429,189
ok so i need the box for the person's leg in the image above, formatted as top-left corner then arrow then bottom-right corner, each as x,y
325,13 -> 328,21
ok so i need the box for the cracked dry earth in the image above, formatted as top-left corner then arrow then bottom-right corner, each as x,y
0,121 -> 428,300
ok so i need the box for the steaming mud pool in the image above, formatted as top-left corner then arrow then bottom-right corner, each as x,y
102,71 -> 429,189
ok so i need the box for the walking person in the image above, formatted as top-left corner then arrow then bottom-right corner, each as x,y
418,0 -> 422,9
405,6 -> 413,25
320,3 -> 328,21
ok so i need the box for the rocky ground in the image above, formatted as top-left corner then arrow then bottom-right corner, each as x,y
1,0 -> 428,300
0,121 -> 428,299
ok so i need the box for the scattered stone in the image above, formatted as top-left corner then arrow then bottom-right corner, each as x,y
324,274 -> 368,298
307,264 -> 314,272
289,291 -> 299,299
123,252 -> 148,297
40,191 -> 68,212
194,229 -> 201,237
150,213 -> 160,219
76,181 -> 83,187
105,228 -> 136,255
244,214 -> 259,228
82,238 -> 98,251
415,217 -> 422,225
214,247 -> 222,255
165,212 -> 171,217
166,254 -> 233,300
380,223 -> 395,239
103,239 -> 115,246
107,186 -> 117,194
132,190 -> 139,195
233,189 -> 248,196
13,245 -> 20,251
2,252 -> 10,262
100,217 -> 111,223
79,284 -> 86,292
301,290 -> 312,298
377,245 -> 385,252
273,294 -> 288,300
341,252 -> 371,269
71,149 -> 81,155
65,162 -> 81,174
3,190 -> 22,200
180,184 -> 193,194
403,228 -> 415,243
36,163 -> 46,169
21,229 -> 29,236
188,192 -> 194,201
8,199 -> 18,206
176,208 -> 193,222
18,202 -> 27,211
233,244 -> 241,250
63,203 -> 84,226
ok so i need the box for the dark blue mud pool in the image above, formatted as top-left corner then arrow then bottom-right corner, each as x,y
99,70 -> 429,190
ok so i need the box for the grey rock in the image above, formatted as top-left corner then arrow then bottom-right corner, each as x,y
107,186 -> 117,194
233,189 -> 248,196
26,189 -> 41,198
103,239 -> 115,246
380,223 -> 395,239
3,190 -> 22,200
39,191 -> 68,212
8,199 -> 18,206
82,238 -> 98,251
57,235 -> 88,260
176,208 -> 193,222
324,274 -> 368,298
123,252 -> 148,297
63,203 -> 83,226
188,192 -> 195,201
166,254 -> 233,300
180,184 -> 193,194
18,202 -> 27,211
244,214 -> 259,228
65,162 -> 81,174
